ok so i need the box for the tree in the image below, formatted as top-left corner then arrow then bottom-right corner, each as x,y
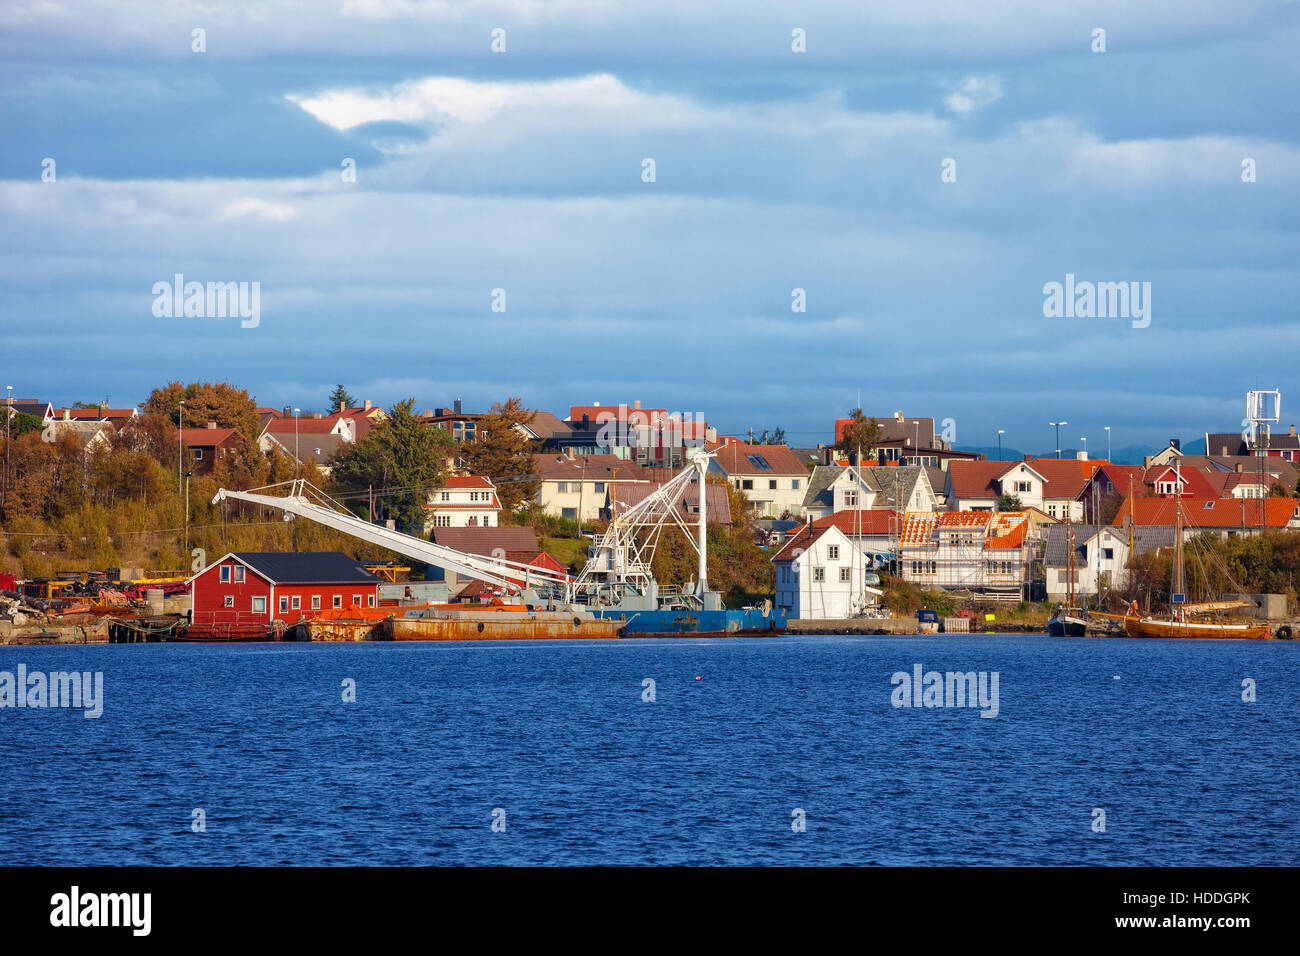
459,398 -> 540,513
328,385 -> 356,414
996,493 -> 1023,511
330,399 -> 455,529
142,381 -> 266,486
761,427 -> 786,445
835,408 -> 881,465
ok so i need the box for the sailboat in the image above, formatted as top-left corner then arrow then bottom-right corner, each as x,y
1096,461 -> 1271,640
1048,505 -> 1088,636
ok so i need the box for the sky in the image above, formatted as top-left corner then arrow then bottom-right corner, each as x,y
2,1 -> 1298,455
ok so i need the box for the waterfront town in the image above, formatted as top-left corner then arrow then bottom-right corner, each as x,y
3,382 -> 1299,641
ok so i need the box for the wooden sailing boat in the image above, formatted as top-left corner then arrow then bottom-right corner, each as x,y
1098,461 -> 1270,639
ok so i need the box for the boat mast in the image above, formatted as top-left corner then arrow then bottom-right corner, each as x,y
1173,458 -> 1185,620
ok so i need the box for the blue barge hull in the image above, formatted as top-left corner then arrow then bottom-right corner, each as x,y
591,607 -> 786,637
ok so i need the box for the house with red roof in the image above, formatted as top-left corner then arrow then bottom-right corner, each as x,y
708,443 -> 809,518
180,425 -> 241,475
806,510 -> 903,569
423,476 -> 501,531
1111,496 -> 1300,538
772,524 -> 882,619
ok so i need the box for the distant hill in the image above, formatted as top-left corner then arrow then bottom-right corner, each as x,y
955,444 -> 1161,466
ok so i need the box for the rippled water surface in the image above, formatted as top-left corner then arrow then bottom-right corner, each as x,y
1,636 -> 1296,865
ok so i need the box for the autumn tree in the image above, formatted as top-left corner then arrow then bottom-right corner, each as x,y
836,408 -> 882,465
330,398 -> 455,529
142,381 -> 266,486
458,398 -> 540,512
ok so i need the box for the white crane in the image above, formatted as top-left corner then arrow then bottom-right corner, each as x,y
211,479 -> 573,596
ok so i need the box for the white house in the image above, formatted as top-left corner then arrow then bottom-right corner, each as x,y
423,476 -> 501,531
772,524 -> 882,619
802,466 -> 881,520
710,442 -> 809,518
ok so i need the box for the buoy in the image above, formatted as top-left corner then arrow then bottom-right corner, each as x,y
1113,676 -> 1121,680
695,676 -> 703,680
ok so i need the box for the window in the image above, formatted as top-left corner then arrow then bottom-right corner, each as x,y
557,482 -> 569,493
813,567 -> 825,582
483,515 -> 491,526
792,479 -> 800,490
367,595 -> 375,607
928,561 -> 937,574
223,596 -> 234,608
193,448 -> 203,460
333,595 -> 343,609
233,566 -> 245,583
839,567 -> 851,582
827,545 -> 840,560
291,596 -> 301,609
1102,548 -> 1114,560
845,491 -> 858,507
561,507 -> 577,519
434,515 -> 451,527
746,455 -> 772,470
782,566 -> 792,583
1015,481 -> 1031,493
440,491 -> 450,501
769,479 -> 778,490
741,479 -> 753,490
311,596 -> 321,610
220,566 -> 230,583
279,596 -> 288,612
593,482 -> 605,493
251,596 -> 266,614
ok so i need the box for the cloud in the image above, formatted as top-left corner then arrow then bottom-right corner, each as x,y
945,75 -> 1003,114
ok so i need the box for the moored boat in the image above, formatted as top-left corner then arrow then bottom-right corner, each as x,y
386,606 -> 622,641
1047,606 -> 1088,637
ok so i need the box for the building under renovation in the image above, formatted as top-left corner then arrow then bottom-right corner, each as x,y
898,511 -> 1033,599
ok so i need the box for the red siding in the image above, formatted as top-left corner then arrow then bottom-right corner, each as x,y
191,557 -> 379,627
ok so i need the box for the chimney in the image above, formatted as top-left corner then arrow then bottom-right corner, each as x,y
1076,451 -> 1088,461
283,406 -> 292,418
364,399 -> 371,411
313,412 -> 323,419
1023,453 -> 1032,462
1236,463 -> 1243,473
62,409 -> 70,420
1291,425 -> 1296,437
1143,456 -> 1151,467
1170,438 -> 1181,451
634,400 -> 641,410
1220,444 -> 1229,455
424,409 -> 433,418
454,398 -> 462,414
206,421 -> 217,429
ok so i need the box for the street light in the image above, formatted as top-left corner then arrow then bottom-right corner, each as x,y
1050,421 -> 1068,458
1081,436 -> 1087,458
1104,425 -> 1111,461
4,385 -> 11,507
997,429 -> 1005,462
178,400 -> 186,496
183,470 -> 193,558
293,408 -> 301,476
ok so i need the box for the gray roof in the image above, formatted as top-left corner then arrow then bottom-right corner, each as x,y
234,552 -> 379,584
611,481 -> 732,523
1042,524 -> 1176,566
802,465 -> 879,511
858,465 -> 928,509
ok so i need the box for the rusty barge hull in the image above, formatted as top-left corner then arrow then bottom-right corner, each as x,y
386,612 -> 621,641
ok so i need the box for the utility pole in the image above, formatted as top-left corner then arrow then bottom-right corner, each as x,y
3,385 -> 11,510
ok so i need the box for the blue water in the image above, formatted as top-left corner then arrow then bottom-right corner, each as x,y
1,636 -> 1296,866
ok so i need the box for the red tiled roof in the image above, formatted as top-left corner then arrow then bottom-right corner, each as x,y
712,442 -> 807,476
772,524 -> 834,562
179,427 -> 238,446
900,513 -> 939,544
937,511 -> 990,528
444,476 -> 495,489
946,460 -> 1015,499
810,509 -> 901,536
264,417 -> 346,435
1112,496 -> 1297,529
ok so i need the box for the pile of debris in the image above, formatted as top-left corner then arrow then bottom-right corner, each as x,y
1,593 -> 50,628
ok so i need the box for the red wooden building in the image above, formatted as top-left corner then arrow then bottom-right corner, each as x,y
188,552 -> 381,631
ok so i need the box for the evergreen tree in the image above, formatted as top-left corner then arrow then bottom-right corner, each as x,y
330,399 -> 454,529
458,398 -> 540,513
328,385 -> 356,414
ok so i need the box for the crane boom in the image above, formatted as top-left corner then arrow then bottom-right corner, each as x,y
212,480 -> 572,594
